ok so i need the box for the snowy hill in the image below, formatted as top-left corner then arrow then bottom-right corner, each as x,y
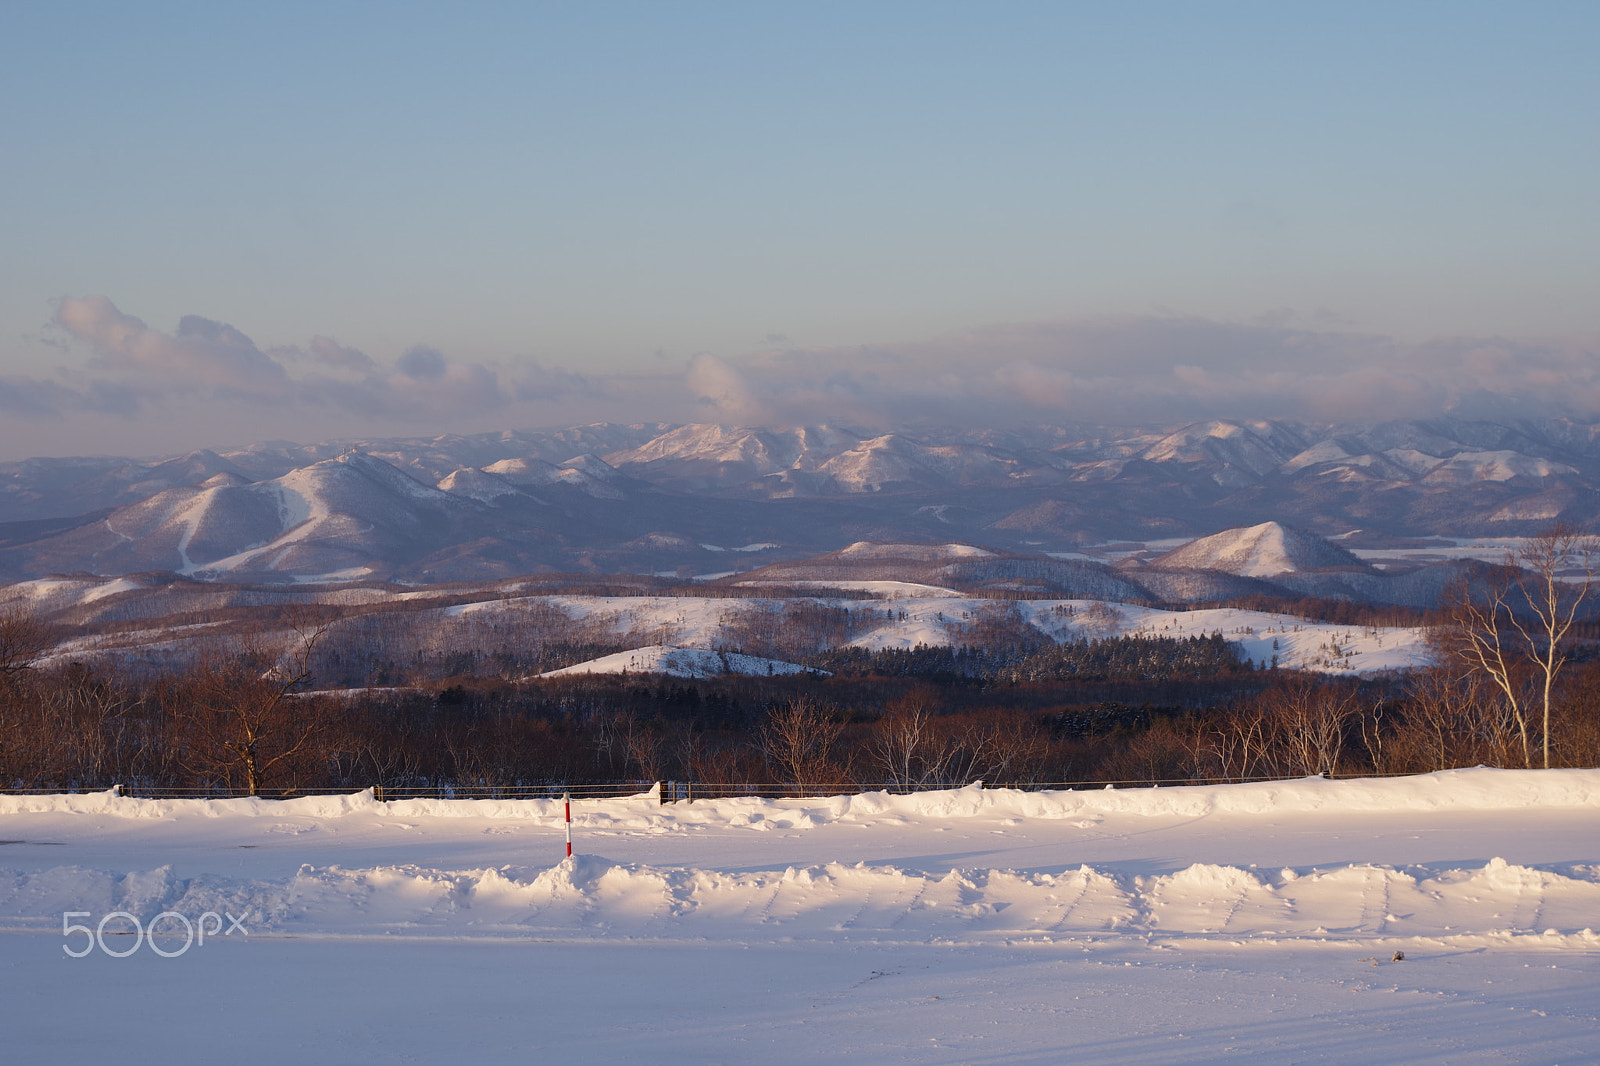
538,644 -> 821,678
435,467 -> 531,503
835,541 -> 995,561
4,563 -> 1436,677
1146,521 -> 1372,577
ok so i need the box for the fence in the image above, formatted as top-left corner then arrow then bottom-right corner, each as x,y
0,769 -> 1434,803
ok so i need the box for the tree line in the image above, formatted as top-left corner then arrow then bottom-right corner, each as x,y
2,623 -> 1595,799
2,524 -> 1596,796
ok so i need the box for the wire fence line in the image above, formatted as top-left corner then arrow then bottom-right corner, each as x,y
0,769 -> 1435,803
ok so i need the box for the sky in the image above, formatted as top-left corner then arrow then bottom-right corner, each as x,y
3,2 -> 1599,460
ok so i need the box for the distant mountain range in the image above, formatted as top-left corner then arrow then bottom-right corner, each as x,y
0,416 -> 1593,583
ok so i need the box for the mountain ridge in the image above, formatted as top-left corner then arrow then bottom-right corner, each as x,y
2,416 -> 1598,582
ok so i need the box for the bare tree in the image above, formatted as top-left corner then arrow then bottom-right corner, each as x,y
1439,566 -> 1533,766
760,697 -> 845,789
948,711 -> 1045,785
1205,697 -> 1280,781
0,605 -> 59,784
1274,680 -> 1362,778
871,689 -> 954,788
175,613 -> 331,796
0,604 -> 56,680
613,710 -> 669,781
1441,523 -> 1598,768
1511,523 -> 1598,769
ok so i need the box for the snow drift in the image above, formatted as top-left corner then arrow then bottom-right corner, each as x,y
3,853 -> 1597,945
3,770 -> 1598,947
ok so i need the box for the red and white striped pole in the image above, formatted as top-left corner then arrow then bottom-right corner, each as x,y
564,790 -> 572,858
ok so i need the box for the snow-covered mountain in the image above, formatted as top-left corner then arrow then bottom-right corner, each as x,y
435,467 -> 533,504
1143,521 -> 1371,578
603,424 -> 1040,496
1128,420 -> 1308,487
3,415 -> 1600,582
6,452 -> 508,582
478,454 -> 628,499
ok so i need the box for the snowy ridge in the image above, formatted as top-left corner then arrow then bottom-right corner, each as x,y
436,467 -> 526,503
835,541 -> 995,560
6,418 -> 1599,589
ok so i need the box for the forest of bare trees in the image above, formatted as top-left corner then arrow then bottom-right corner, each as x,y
2,527 -> 1596,797
1,628 -> 1595,798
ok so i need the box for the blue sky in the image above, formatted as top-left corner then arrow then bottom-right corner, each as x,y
3,2 -> 1599,458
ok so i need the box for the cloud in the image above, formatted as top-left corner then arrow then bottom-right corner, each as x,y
46,295 -> 546,427
55,296 -> 293,399
21,295 -> 1600,461
509,362 -> 608,404
396,346 -> 447,381
686,353 -> 767,422
681,318 -> 1600,428
306,336 -> 374,371
0,376 -> 81,419
0,373 -> 142,421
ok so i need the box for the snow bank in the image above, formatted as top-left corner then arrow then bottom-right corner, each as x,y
4,770 -> 1598,949
4,854 -> 1596,945
4,768 -> 1596,825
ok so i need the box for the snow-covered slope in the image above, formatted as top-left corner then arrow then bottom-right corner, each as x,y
1019,601 -> 1430,673
1147,521 -> 1371,577
5,416 -> 1600,581
1421,450 -> 1577,484
436,467 -> 528,503
835,541 -> 994,561
462,591 -> 1431,674
1134,420 -> 1307,486
604,424 -> 1040,495
12,451 -> 497,581
481,453 -> 629,498
538,644 -> 820,678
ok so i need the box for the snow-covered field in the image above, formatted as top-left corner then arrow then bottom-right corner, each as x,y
456,592 -> 1434,676
2,770 -> 1597,1063
537,643 -> 821,678
1022,601 -> 1431,674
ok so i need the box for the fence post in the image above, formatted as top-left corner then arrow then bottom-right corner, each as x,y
373,784 -> 384,803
